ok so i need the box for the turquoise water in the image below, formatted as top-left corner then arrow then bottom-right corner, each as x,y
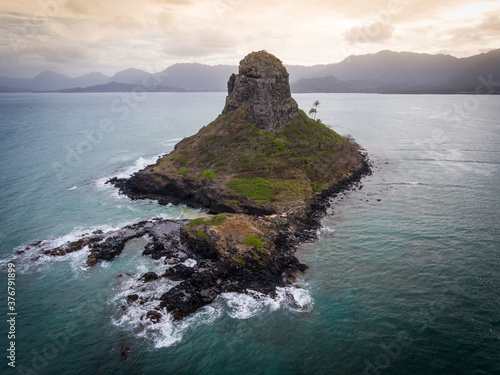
0,93 -> 499,374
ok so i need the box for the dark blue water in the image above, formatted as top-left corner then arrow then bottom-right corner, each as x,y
0,93 -> 499,375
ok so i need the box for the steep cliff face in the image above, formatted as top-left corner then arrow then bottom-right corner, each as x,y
222,51 -> 300,132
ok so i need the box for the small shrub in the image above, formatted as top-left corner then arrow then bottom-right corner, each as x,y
343,134 -> 356,143
229,199 -> 242,208
242,113 -> 247,120
273,138 -> 286,151
244,235 -> 263,249
156,176 -> 163,182
205,214 -> 227,226
196,230 -> 206,238
227,178 -> 275,201
202,169 -> 217,180
311,182 -> 326,192
178,168 -> 190,176
273,179 -> 311,199
233,257 -> 246,267
189,218 -> 205,227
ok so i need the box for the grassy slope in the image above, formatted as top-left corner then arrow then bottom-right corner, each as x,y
152,107 -> 361,203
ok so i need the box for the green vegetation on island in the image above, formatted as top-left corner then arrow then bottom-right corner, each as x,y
120,50 -> 368,277
152,108 -> 361,206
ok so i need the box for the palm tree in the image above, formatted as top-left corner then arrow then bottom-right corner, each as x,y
309,100 -> 320,120
308,107 -> 317,119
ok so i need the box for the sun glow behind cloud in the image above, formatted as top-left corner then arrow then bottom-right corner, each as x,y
0,0 -> 499,77
439,1 -> 500,20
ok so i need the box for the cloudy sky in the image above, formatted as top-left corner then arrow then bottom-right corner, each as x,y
1,0 -> 499,77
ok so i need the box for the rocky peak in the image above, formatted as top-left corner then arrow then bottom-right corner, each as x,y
222,51 -> 300,132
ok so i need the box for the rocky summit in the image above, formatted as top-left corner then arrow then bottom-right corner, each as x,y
32,51 -> 371,321
222,51 -> 300,132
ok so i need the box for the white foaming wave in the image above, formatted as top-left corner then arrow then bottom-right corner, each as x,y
221,290 -> 280,320
282,286 -> 314,313
115,155 -> 163,179
68,186 -> 78,191
112,282 -> 313,348
320,226 -> 336,235
136,263 -> 150,275
163,138 -> 183,147
221,285 -> 314,320
1,224 -> 116,272
94,176 -> 113,189
1,219 -> 156,273
112,274 -> 175,304
92,177 -> 132,203
66,246 -> 92,275
110,273 -> 217,349
94,154 -> 165,192
111,276 -> 178,335
93,154 -> 167,202
182,258 -> 197,268
1,240 -> 93,275
153,305 -> 223,349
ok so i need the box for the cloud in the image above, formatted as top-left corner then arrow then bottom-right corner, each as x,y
451,31 -> 482,42
105,13 -> 145,29
151,0 -> 192,4
1,0 -> 500,77
430,11 -> 500,46
479,14 -> 500,30
0,14 -> 25,34
64,0 -> 90,15
162,27 -> 238,57
156,3 -> 245,57
158,10 -> 178,33
28,43 -> 89,63
345,21 -> 395,44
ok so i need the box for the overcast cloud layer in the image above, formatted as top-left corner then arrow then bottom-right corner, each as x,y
1,0 -> 500,77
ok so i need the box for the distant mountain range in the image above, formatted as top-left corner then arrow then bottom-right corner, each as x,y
291,49 -> 500,94
58,82 -> 186,93
1,49 -> 499,94
0,64 -> 238,93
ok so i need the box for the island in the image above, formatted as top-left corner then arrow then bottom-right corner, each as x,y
22,51 -> 371,321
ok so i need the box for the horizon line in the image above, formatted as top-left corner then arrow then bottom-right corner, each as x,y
2,47 -> 498,80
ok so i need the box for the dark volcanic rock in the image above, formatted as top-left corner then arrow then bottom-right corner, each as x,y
127,294 -> 139,304
87,219 -> 186,266
159,253 -> 309,320
87,236 -> 127,265
163,264 -> 196,281
31,219 -> 189,267
222,51 -> 300,132
142,240 -> 167,259
121,345 -> 135,358
146,310 -> 162,323
120,170 -> 277,216
22,161 -> 371,322
139,272 -> 159,282
22,51 -> 374,323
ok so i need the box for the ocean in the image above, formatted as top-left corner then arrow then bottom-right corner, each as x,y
0,92 -> 499,375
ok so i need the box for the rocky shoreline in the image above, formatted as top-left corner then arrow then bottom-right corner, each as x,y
17,154 -> 371,321
18,51 -> 373,322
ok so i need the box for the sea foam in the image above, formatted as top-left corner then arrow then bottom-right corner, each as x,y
111,283 -> 314,349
